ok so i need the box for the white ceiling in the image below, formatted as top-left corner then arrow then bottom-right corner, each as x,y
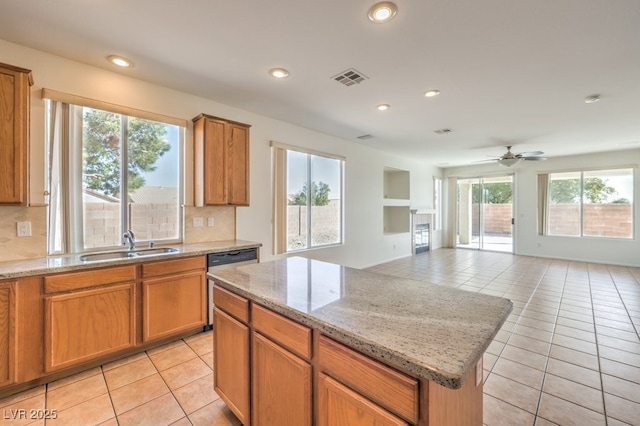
1,0 -> 639,167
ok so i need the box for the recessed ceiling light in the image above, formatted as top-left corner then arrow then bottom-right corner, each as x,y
269,68 -> 289,78
424,89 -> 440,97
107,55 -> 133,68
368,2 -> 397,23
377,104 -> 390,111
584,94 -> 600,103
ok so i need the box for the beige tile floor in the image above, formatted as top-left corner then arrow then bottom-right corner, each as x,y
1,248 -> 639,425
0,332 -> 240,426
366,249 -> 640,426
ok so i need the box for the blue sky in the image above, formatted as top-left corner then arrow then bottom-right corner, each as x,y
143,125 -> 180,187
287,150 -> 342,200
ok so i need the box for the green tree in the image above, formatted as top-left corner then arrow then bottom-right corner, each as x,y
612,198 -> 630,204
472,183 -> 512,204
289,181 -> 331,206
549,177 -> 617,203
82,109 -> 170,196
584,177 -> 617,203
549,178 -> 580,203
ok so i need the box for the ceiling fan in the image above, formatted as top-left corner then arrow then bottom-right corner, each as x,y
488,146 -> 548,167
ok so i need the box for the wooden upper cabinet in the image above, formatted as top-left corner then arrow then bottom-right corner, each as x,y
0,63 -> 33,205
193,114 -> 250,206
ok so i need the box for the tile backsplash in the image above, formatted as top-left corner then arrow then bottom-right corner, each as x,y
0,205 -> 236,263
184,205 -> 236,244
0,206 -> 47,262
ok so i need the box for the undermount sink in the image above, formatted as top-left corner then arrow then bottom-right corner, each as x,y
131,247 -> 179,256
79,247 -> 179,262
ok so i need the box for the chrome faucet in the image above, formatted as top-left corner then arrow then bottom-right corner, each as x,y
123,230 -> 136,250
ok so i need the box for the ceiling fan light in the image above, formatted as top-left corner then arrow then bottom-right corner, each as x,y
584,94 -> 600,104
368,2 -> 397,23
107,55 -> 133,68
497,158 -> 521,167
269,68 -> 289,78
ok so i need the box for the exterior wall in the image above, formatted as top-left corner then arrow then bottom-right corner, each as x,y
287,201 -> 341,249
444,148 -> 640,267
83,202 -> 180,249
468,203 -> 633,238
549,204 -> 632,238
471,204 -> 513,235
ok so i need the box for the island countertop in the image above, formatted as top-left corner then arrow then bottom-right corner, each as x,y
209,256 -> 513,390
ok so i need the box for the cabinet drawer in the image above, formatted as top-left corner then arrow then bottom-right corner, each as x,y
44,266 -> 135,293
214,285 -> 249,323
142,256 -> 205,278
318,335 -> 419,424
252,304 -> 311,360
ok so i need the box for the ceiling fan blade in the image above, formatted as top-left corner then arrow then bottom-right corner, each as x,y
473,158 -> 499,163
517,151 -> 544,156
522,156 -> 547,161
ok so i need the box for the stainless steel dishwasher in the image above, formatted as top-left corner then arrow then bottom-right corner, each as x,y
206,248 -> 258,328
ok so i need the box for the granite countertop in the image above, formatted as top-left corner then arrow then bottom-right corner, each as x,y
0,239 -> 262,280
210,256 -> 512,390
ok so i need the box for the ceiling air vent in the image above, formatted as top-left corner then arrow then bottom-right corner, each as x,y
332,68 -> 369,86
357,134 -> 374,140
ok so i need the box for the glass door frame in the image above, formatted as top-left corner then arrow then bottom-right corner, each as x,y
456,174 -> 515,253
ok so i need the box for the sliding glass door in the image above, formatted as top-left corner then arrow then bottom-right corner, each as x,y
457,175 -> 514,252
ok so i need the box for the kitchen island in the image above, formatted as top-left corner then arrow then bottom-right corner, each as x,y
210,256 -> 512,426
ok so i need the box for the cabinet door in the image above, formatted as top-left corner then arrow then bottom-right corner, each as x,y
0,281 -> 16,387
44,283 -> 135,372
317,373 -> 408,426
203,118 -> 228,205
214,308 -> 250,425
227,122 -> 249,206
142,270 -> 206,342
252,333 -> 312,426
0,64 -> 31,205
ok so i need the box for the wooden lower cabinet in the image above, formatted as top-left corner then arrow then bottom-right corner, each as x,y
44,283 -> 135,372
212,283 -> 485,426
141,256 -> 206,342
214,308 -> 250,425
318,373 -> 408,426
142,271 -> 206,342
0,256 -> 213,398
0,281 -> 16,387
252,333 -> 312,426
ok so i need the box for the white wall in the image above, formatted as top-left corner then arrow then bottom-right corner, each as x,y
444,148 -> 640,267
0,39 -> 441,269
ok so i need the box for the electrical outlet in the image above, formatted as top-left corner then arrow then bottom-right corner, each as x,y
207,217 -> 215,227
17,221 -> 32,237
192,217 -> 204,227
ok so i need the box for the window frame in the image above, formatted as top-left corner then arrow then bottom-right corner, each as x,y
542,166 -> 635,239
433,176 -> 442,231
271,141 -> 345,254
44,91 -> 186,254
